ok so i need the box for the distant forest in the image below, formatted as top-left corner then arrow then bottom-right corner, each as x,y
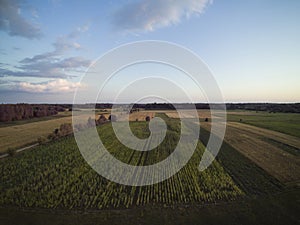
0,104 -> 66,122
0,103 -> 299,122
78,102 -> 300,113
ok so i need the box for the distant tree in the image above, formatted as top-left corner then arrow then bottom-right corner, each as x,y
0,104 -> 64,122
204,118 -> 209,122
145,116 -> 150,121
48,123 -> 73,140
96,114 -> 107,125
59,123 -> 73,136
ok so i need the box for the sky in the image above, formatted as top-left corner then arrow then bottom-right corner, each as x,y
0,0 -> 299,103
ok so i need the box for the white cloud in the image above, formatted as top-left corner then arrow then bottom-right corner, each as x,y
0,0 -> 42,39
112,0 -> 211,33
16,79 -> 82,93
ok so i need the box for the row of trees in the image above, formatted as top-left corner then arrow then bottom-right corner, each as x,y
0,104 -> 66,122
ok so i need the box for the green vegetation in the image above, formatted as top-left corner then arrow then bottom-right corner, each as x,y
0,188 -> 298,225
199,127 -> 283,195
0,118 -> 242,209
227,111 -> 300,138
6,148 -> 17,157
262,137 -> 300,156
1,112 -> 299,225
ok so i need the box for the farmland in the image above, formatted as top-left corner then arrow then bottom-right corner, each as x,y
0,109 -> 154,154
0,116 -> 243,209
227,111 -> 300,138
0,110 -> 299,224
198,120 -> 300,183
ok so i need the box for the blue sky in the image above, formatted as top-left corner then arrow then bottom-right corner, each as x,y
0,0 -> 299,103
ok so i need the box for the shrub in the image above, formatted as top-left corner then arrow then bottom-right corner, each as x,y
145,116 -> 151,121
7,148 -> 17,157
96,114 -> 107,125
48,123 -> 73,140
37,136 -> 47,144
59,123 -> 73,136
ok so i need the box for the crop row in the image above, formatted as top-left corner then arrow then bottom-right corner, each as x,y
0,117 -> 243,209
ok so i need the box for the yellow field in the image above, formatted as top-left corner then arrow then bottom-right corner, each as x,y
0,110 -> 151,153
0,113 -> 107,153
129,111 -> 155,121
0,117 -> 71,153
166,109 -> 213,120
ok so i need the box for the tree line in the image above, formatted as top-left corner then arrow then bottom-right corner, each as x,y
0,104 -> 66,122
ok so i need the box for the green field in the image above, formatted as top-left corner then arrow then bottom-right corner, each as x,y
0,117 -> 243,209
0,113 -> 299,224
1,188 -> 298,225
227,111 -> 300,138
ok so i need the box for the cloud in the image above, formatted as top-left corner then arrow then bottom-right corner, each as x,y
0,28 -> 91,79
0,0 -> 42,39
20,35 -> 82,64
112,0 -> 211,33
15,79 -> 82,93
0,56 -> 91,78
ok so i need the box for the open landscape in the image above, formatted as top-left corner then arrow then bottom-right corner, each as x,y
1,1 -> 299,224
0,105 -> 299,225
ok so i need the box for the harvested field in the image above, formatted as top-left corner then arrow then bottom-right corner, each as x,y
228,122 -> 300,149
227,111 -> 300,138
0,113 -> 106,153
118,111 -> 156,121
200,122 -> 300,183
165,109 -> 213,120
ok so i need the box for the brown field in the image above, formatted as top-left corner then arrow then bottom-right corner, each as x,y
201,121 -> 300,183
0,110 -> 153,153
166,109 -> 219,120
0,117 -> 72,153
0,113 -> 107,153
166,109 -> 266,119
165,110 -> 209,119
115,111 -> 156,121
129,111 -> 155,121
227,122 -> 300,149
